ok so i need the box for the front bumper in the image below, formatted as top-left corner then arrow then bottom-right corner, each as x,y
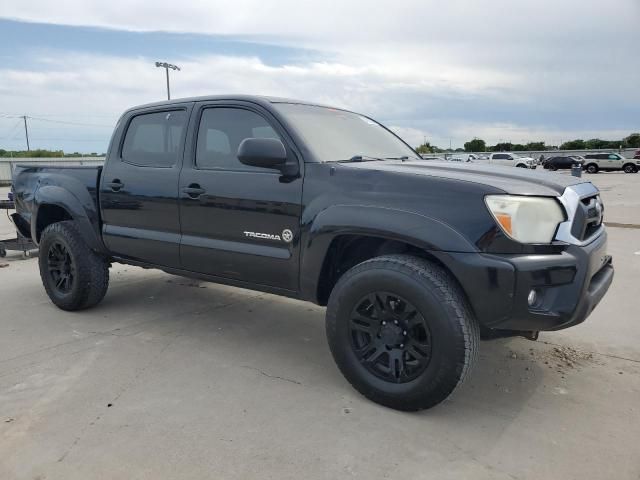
435,230 -> 613,332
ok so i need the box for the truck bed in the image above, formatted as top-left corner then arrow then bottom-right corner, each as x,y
12,164 -> 102,239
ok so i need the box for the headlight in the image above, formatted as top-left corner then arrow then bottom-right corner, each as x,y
485,195 -> 565,243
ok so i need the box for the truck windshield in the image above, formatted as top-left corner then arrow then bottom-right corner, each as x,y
274,103 -> 419,162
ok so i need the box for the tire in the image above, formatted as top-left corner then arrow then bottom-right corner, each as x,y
326,254 -> 479,411
38,221 -> 109,311
623,163 -> 637,174
549,164 -> 558,171
516,164 -> 527,168
586,164 -> 598,174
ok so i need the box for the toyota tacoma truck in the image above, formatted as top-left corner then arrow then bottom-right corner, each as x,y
11,95 -> 613,411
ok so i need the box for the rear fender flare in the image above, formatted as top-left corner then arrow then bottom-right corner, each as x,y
33,185 -> 106,253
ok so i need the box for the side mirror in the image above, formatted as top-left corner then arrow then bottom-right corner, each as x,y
238,138 -> 287,169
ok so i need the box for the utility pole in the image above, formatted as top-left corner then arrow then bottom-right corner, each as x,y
23,116 -> 30,151
155,62 -> 181,100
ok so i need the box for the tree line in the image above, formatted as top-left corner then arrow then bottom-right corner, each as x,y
0,149 -> 105,158
416,133 -> 640,154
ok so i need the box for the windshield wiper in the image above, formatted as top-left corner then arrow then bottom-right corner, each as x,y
335,155 -> 385,163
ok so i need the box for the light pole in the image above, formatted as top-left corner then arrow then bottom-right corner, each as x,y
155,62 -> 181,100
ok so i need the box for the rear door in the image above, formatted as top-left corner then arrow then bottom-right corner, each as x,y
100,104 -> 191,268
595,153 -> 609,168
491,153 -> 510,166
178,101 -> 303,291
559,156 -> 573,169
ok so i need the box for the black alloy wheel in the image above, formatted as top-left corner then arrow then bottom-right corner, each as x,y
349,292 -> 432,383
326,254 -> 479,411
38,221 -> 110,311
46,240 -> 75,294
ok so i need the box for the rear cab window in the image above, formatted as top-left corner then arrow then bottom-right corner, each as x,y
121,110 -> 187,168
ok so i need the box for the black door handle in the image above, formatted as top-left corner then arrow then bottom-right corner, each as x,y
182,184 -> 205,198
107,179 -> 124,191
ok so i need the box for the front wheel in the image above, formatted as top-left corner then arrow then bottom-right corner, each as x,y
326,254 -> 479,411
623,163 -> 637,173
38,221 -> 109,311
516,164 -> 528,168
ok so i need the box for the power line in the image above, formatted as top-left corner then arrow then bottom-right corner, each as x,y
0,113 -> 113,128
28,116 -> 114,128
0,119 -> 23,140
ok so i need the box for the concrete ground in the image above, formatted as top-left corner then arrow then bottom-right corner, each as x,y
1,172 -> 639,480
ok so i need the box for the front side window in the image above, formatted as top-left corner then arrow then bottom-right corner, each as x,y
608,154 -> 621,160
273,103 -> 418,162
122,110 -> 186,167
196,108 -> 281,171
493,154 -> 508,159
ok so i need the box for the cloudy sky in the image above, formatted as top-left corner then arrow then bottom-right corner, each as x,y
0,0 -> 638,153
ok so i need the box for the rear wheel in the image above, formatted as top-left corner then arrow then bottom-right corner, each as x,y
586,163 -> 598,174
38,221 -> 109,311
326,254 -> 479,411
623,163 -> 637,173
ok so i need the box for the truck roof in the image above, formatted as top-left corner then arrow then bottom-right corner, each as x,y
125,94 -> 336,114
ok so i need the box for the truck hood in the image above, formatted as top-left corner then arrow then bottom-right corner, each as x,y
340,160 -> 591,196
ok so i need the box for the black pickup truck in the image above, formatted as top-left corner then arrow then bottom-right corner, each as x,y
11,95 -> 613,410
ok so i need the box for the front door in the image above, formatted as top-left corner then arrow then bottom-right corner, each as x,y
178,103 -> 303,291
607,154 -> 623,170
100,106 -> 191,268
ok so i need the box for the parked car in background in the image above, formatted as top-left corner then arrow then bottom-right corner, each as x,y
634,150 -> 640,159
543,155 -> 585,171
447,153 -> 477,162
485,153 -> 537,169
583,153 -> 640,174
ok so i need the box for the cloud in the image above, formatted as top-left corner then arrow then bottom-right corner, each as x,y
0,1 -> 638,151
0,51 -> 520,151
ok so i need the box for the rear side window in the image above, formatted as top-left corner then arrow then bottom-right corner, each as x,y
122,110 -> 187,167
195,108 -> 281,171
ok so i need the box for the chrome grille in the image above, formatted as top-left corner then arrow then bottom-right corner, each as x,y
555,183 -> 604,246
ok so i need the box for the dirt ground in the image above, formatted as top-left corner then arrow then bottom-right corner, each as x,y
1,172 -> 639,480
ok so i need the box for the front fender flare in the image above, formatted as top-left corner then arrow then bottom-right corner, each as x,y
299,204 -> 477,301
